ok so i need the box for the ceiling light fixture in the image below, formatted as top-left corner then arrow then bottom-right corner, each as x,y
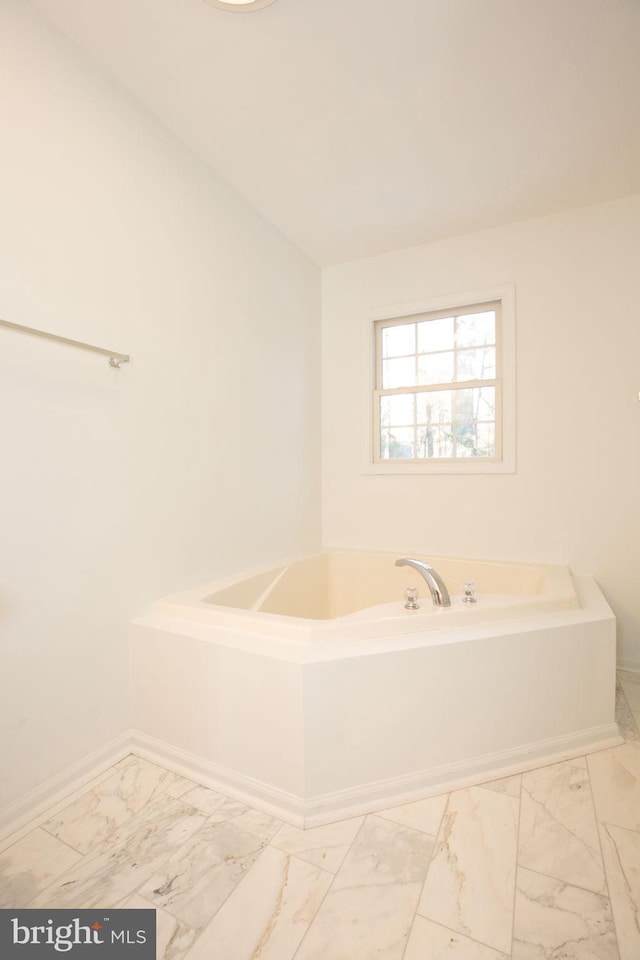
204,0 -> 278,12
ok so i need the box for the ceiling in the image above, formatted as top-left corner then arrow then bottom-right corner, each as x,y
28,0 -> 640,266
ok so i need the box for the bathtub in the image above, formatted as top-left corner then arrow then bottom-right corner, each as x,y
131,551 -> 620,827
152,551 -> 580,643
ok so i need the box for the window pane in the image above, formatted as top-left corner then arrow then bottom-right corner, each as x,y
475,422 -> 496,456
416,390 -> 452,425
417,424 -> 453,459
454,388 -> 496,458
418,351 -> 454,385
382,323 -> 415,358
380,427 -> 414,460
383,356 -> 416,388
455,386 -> 496,422
456,346 -> 496,381
380,393 -> 415,427
455,426 -> 476,457
456,311 -> 495,347
455,422 -> 495,458
418,316 -> 454,353
456,389 -> 476,425
477,386 -> 496,421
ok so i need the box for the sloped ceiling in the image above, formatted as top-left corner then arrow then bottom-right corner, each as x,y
28,0 -> 640,265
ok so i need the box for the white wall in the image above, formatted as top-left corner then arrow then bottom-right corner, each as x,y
0,0 -> 321,808
322,196 -> 640,669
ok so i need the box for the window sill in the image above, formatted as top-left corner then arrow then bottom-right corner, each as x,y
363,456 -> 515,476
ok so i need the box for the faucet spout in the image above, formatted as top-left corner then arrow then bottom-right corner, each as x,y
395,558 -> 451,607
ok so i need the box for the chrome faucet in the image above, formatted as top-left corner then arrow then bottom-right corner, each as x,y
395,558 -> 451,607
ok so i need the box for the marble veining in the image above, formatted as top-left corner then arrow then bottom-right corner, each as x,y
139,817 -> 270,928
419,786 -> 519,954
512,866 -> 619,959
619,675 -> 640,737
479,774 -> 523,798
377,794 -> 447,836
619,674 -> 640,711
41,756 -> 179,854
294,880 -> 423,960
518,760 -> 606,894
598,821 -> 640,960
588,739 -> 640,832
0,828 -> 81,908
404,915 -> 511,959
616,682 -> 640,742
0,758 -> 137,856
179,785 -> 240,816
32,796 -> 208,909
224,808 -> 282,843
123,894 -> 197,960
163,778 -> 200,800
271,816 -> 364,873
330,814 -> 435,889
183,845 -> 332,960
294,815 -> 434,960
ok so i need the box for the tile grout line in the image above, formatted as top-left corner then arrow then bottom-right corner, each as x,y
27,794 -> 204,911
38,798 -> 145,858
36,825 -> 87,859
413,914 -> 514,958
398,794 -> 450,960
515,862 -> 616,902
1,756 -> 179,862
585,734 -> 624,960
131,822 -> 241,955
509,771 -> 523,957
618,681 -> 640,737
38,766 -> 191,860
133,809 -> 335,958
123,807 -> 279,955
409,785 -> 523,958
0,763 -> 130,854
289,814 -> 372,960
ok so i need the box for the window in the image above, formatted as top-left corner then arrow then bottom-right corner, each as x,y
367,287 -> 515,474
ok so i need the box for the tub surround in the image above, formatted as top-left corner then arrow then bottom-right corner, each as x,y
131,561 -> 619,827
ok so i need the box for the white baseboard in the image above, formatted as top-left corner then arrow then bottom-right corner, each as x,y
300,723 -> 622,826
129,723 -> 623,828
0,723 -> 624,838
0,733 -> 132,843
129,731 -> 307,826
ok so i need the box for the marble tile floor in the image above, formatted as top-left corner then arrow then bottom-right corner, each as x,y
1,672 -> 639,960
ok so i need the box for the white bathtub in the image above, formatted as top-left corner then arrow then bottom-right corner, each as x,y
153,550 -> 579,642
131,551 -> 620,827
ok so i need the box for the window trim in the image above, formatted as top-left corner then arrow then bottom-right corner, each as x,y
363,285 -> 516,475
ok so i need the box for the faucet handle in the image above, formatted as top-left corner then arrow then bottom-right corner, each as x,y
404,586 -> 420,610
462,581 -> 477,603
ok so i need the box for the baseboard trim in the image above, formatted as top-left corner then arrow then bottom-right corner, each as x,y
129,731 -> 308,827
0,723 -> 624,838
300,723 -> 622,826
0,733 -> 132,843
129,723 -> 623,828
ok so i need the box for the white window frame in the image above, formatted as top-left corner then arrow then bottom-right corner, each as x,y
363,285 -> 516,475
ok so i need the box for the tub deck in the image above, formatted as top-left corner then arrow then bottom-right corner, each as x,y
153,550 -> 579,642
